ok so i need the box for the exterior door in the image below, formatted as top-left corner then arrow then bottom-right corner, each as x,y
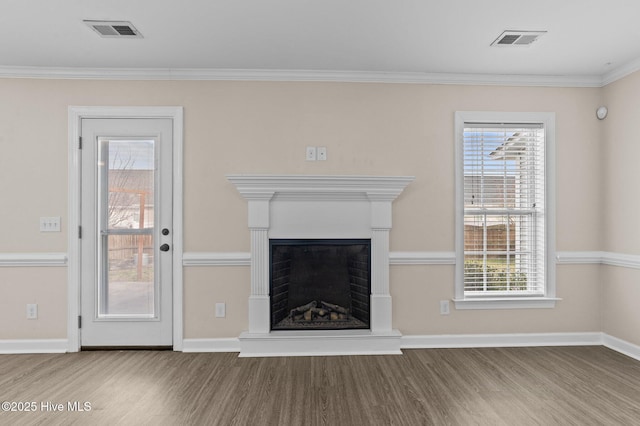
80,118 -> 173,347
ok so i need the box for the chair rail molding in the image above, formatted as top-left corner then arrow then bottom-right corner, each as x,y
0,253 -> 67,267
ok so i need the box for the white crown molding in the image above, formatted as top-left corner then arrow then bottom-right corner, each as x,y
0,66 -> 605,87
602,57 -> 640,86
0,253 -> 67,267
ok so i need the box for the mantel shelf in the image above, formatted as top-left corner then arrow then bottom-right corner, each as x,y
227,174 -> 414,202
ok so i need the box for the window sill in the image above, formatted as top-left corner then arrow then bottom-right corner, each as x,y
452,297 -> 561,310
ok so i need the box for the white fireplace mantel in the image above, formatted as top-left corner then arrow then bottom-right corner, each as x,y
227,174 -> 414,357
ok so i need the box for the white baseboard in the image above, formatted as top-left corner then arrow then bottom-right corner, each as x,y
401,332 -> 603,349
182,338 -> 241,353
401,332 -> 640,362
177,333 -> 640,361
2,334 -> 638,364
0,339 -> 68,354
602,334 -> 640,362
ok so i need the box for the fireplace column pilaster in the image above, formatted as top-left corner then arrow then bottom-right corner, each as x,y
247,197 -> 273,334
369,198 -> 393,333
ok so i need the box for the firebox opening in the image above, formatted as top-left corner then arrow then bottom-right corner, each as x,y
270,239 -> 371,331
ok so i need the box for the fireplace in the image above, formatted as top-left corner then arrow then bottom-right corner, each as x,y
227,174 -> 413,356
270,239 -> 371,331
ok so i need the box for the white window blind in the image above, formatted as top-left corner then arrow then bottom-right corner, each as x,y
463,123 -> 545,296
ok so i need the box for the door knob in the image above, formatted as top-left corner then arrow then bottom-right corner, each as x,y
160,243 -> 170,252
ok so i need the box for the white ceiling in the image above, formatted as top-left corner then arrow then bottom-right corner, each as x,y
2,0 -> 640,85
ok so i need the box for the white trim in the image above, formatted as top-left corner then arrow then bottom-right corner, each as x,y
556,251 -> 640,269
182,252 -> 251,266
602,334 -> 640,362
454,112 -> 557,306
556,250 -> 605,264
182,338 -> 241,353
401,332 -> 602,349
226,174 -> 414,202
602,57 -> 640,86
0,66 -> 605,87
0,339 -> 68,354
453,297 -> 560,310
67,106 -> 184,352
178,250 -> 640,268
180,250 -> 457,267
1,334 -> 637,363
0,253 -> 67,267
228,174 -> 412,354
238,330 -> 402,357
601,252 -> 640,269
389,251 -> 456,265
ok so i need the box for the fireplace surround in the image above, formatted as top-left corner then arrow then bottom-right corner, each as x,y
228,174 -> 414,356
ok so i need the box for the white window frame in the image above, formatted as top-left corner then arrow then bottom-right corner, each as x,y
454,111 -> 558,310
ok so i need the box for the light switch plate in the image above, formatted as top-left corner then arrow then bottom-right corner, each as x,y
40,217 -> 61,232
27,304 -> 38,319
215,302 -> 226,318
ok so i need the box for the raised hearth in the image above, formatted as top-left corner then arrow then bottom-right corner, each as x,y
227,174 -> 414,356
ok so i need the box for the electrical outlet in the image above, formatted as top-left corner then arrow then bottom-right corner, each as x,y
215,302 -> 226,318
306,146 -> 317,161
317,147 -> 327,161
27,304 -> 38,319
440,300 -> 450,315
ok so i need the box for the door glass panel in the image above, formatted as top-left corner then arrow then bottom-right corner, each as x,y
98,139 -> 157,318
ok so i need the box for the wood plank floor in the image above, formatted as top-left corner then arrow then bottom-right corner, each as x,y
1,346 -> 639,425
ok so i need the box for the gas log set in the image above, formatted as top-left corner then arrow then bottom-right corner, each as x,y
290,300 -> 350,323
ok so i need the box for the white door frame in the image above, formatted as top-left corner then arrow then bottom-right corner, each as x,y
68,106 -> 184,352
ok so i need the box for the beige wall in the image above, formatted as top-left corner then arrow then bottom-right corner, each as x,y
0,78 -> 606,341
602,71 -> 640,253
601,71 -> 640,346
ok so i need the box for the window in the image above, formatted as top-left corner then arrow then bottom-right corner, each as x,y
454,112 -> 557,309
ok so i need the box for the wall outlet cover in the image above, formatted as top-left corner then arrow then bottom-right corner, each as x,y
440,300 -> 450,315
215,302 -> 226,318
27,304 -> 38,319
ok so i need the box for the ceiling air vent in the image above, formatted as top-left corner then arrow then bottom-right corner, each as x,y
491,31 -> 545,47
84,20 -> 143,38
